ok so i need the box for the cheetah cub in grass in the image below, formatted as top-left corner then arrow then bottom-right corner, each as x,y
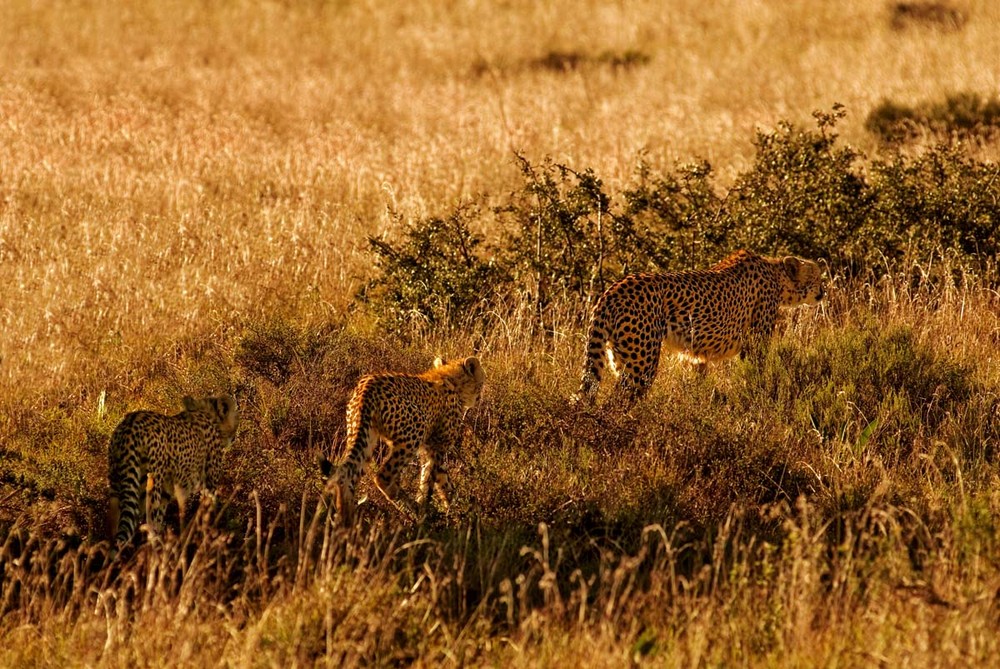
319,356 -> 485,526
577,250 -> 824,407
107,394 -> 238,548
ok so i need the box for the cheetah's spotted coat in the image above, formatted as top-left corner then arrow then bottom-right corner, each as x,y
577,250 -> 824,405
320,356 -> 485,525
107,394 -> 238,547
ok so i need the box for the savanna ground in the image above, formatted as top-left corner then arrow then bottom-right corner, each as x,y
3,0 -> 1000,666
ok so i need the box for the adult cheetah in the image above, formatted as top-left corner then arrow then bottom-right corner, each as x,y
576,250 -> 824,406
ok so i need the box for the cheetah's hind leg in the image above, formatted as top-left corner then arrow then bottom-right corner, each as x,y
318,455 -> 359,527
142,472 -> 166,547
375,443 -> 421,521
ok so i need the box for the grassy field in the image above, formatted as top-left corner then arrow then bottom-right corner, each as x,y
3,0 -> 1000,666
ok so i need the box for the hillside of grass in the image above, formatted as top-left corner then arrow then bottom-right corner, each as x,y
3,1 -> 1000,666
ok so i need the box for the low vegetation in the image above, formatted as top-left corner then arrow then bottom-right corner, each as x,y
5,266 -> 1000,665
867,92 -> 1000,144
889,2 -> 968,32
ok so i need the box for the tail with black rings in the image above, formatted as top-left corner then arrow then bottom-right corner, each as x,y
108,412 -> 145,548
576,301 -> 612,404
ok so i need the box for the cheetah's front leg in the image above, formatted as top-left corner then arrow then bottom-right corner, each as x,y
740,302 -> 778,364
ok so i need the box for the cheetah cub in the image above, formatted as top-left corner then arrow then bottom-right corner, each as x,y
107,394 -> 238,548
319,356 -> 485,526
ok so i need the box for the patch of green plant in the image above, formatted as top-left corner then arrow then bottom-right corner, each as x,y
868,143 -> 1000,265
499,157 -> 615,315
358,204 -> 507,333
361,156 -> 684,332
721,106 -> 875,264
489,48 -> 653,75
889,2 -> 967,32
617,158 -> 724,269
497,155 -> 680,318
735,320 -> 974,459
234,316 -> 333,386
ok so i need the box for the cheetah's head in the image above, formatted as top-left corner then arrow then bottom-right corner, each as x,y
432,356 -> 486,410
777,256 -> 825,307
318,455 -> 354,527
183,394 -> 240,439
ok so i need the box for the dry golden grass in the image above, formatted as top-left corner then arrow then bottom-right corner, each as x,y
3,0 -> 1000,666
4,0 -> 1000,395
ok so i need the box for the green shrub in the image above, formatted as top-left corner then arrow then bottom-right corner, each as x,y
360,106 -> 1000,330
362,156 -> 684,332
527,49 -> 652,73
498,157 -> 615,315
497,155 -> 684,319
869,143 -> 1000,265
889,2 -> 967,32
234,317 -> 328,387
721,106 -> 875,264
473,48 -> 653,77
358,205 -> 508,332
619,158 -> 724,269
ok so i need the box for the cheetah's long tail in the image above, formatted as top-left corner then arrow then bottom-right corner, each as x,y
108,415 -> 144,548
575,304 -> 612,404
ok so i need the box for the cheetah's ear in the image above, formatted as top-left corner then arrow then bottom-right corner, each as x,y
182,396 -> 199,412
462,357 -> 484,380
782,256 -> 803,280
215,394 -> 239,435
433,356 -> 445,368
216,394 -> 237,419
